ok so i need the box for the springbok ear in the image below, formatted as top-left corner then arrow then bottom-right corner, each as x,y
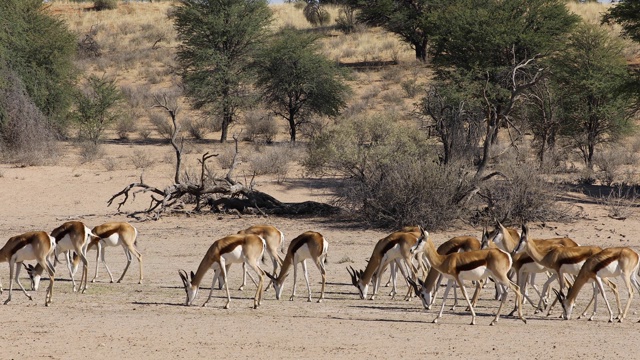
418,277 -> 426,287
265,272 -> 277,281
190,271 -> 196,282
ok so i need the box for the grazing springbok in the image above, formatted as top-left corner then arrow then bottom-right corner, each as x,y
265,231 -> 328,302
0,231 -> 55,306
407,234 -> 481,310
25,221 -> 97,293
179,233 -> 266,309
347,231 -> 418,300
88,222 -> 142,284
235,225 -> 285,291
519,224 -> 620,316
410,227 -> 526,325
555,247 -> 640,322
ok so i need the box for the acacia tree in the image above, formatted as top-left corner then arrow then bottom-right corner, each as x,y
352,0 -> 433,61
254,29 -> 349,143
0,0 -> 76,126
425,0 -> 578,183
72,75 -> 122,145
172,0 -> 272,143
602,1 -> 640,43
552,23 -> 636,168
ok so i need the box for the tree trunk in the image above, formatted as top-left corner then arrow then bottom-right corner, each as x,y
288,106 -> 297,143
220,113 -> 231,143
414,40 -> 428,62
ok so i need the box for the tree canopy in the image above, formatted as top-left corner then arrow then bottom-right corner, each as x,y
551,23 -> 636,168
172,0 -> 273,143
602,0 -> 640,43
0,0 -> 76,125
254,29 -> 349,142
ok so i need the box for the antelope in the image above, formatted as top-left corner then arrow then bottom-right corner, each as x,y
410,227 -> 526,325
407,234 -> 481,310
347,230 -> 418,300
493,227 -> 578,315
88,222 -> 142,284
265,231 -> 328,302
234,225 -> 285,291
520,224 -> 620,316
178,233 -> 266,309
381,226 -> 428,287
25,221 -> 98,293
0,231 -> 55,306
555,247 -> 640,322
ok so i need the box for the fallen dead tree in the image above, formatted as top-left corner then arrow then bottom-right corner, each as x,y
107,93 -> 339,220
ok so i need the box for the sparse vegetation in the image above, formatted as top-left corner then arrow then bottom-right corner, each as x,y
3,1 -> 637,228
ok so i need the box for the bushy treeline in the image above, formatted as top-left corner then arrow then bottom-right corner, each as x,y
0,0 -> 76,164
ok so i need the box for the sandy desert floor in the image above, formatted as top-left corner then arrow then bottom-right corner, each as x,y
1,141 -> 639,359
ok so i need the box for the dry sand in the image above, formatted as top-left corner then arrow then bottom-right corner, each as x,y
1,141 -> 639,359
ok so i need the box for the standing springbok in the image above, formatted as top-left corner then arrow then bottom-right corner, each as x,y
555,247 -> 640,322
410,227 -> 526,325
179,233 -> 266,309
0,231 -> 55,306
25,221 -> 97,293
265,231 -> 328,302
88,222 -> 142,284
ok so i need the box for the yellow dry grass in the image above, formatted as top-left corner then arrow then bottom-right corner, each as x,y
46,0 -> 424,144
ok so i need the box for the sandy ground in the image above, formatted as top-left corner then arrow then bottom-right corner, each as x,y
1,141 -> 639,359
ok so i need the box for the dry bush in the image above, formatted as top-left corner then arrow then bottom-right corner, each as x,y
401,79 -> 420,98
102,157 -> 118,171
597,186 -> 638,220
183,116 -> 212,140
131,149 -> 154,169
149,111 -> 175,140
217,146 -> 237,170
381,89 -> 404,106
306,113 -> 462,229
479,162 -> 569,224
138,127 -> 152,140
248,145 -> 294,182
77,141 -> 104,163
0,72 -> 60,166
593,147 -> 626,186
115,115 -> 137,140
244,110 -> 279,143
120,84 -> 151,109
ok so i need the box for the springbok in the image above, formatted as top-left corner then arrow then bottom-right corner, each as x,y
347,230 -> 418,300
265,231 -> 328,302
235,225 -> 285,291
407,234 -> 481,310
25,221 -> 97,293
179,233 -> 266,309
0,231 -> 55,306
555,247 -> 640,322
88,222 -> 142,284
519,224 -> 620,316
410,227 -> 526,325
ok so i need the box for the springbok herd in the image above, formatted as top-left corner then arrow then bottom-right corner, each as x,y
2,220 -> 639,326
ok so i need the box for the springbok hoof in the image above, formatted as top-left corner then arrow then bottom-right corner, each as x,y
317,299 -> 323,303
224,304 -> 230,309
432,318 -> 439,324
307,298 -> 312,302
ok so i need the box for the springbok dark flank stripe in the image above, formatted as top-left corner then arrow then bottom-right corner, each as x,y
457,258 -> 488,272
